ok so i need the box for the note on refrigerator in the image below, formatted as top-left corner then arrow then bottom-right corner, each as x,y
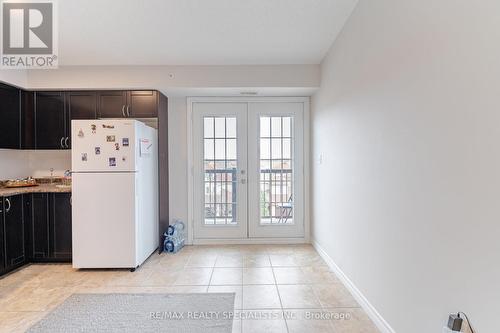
139,138 -> 152,156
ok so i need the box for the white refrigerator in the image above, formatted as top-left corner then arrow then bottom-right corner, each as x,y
71,119 -> 158,269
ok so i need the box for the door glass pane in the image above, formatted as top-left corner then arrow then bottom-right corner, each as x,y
203,117 -> 238,225
204,118 -> 214,138
214,118 -> 225,138
226,139 -> 237,160
271,138 -> 282,159
227,118 -> 237,138
282,139 -> 291,159
271,117 -> 282,137
215,139 -> 225,159
282,117 -> 292,138
204,140 -> 214,160
260,117 -> 270,137
260,138 -> 270,160
259,116 -> 294,225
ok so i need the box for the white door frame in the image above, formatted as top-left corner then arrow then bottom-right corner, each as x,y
187,97 -> 310,245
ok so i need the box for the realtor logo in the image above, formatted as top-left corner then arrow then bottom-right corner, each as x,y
1,0 -> 58,68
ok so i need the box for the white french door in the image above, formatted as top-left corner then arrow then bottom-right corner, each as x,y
192,100 -> 305,240
193,102 -> 248,239
248,102 -> 304,238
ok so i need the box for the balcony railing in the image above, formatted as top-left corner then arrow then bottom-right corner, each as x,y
204,168 -> 293,224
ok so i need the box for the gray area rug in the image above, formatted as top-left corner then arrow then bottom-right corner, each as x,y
27,293 -> 235,333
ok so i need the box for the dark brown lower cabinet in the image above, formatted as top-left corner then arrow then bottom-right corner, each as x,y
0,198 -> 6,274
0,192 -> 72,277
2,195 -> 26,272
0,194 -> 26,274
24,192 -> 72,264
50,193 -> 72,260
25,193 -> 50,260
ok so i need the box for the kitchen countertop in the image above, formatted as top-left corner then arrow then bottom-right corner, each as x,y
0,184 -> 72,197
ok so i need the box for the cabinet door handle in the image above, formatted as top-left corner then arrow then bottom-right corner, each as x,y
126,105 -> 130,117
122,105 -> 126,117
5,198 -> 11,213
65,137 -> 69,148
60,137 -> 64,148
70,196 -> 72,206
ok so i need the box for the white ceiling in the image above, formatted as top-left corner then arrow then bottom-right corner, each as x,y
58,0 -> 358,66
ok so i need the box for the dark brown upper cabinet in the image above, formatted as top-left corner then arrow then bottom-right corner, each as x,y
34,91 -> 98,149
0,83 -> 21,149
1,84 -> 163,150
128,90 -> 158,118
67,91 -> 97,120
21,91 -> 35,149
35,92 -> 67,149
97,90 -> 158,118
97,91 -> 128,118
66,91 -> 98,149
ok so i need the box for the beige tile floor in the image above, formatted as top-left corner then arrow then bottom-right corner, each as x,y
0,244 -> 379,333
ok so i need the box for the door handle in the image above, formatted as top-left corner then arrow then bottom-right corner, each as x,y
126,105 -> 130,117
5,198 -> 11,213
70,196 -> 72,206
60,137 -> 64,148
122,105 -> 126,117
65,137 -> 69,148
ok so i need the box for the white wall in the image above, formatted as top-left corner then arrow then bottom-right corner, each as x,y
312,1 -> 500,332
0,150 -> 31,179
168,97 -> 189,225
25,65 -> 320,92
27,150 -> 72,178
0,70 -> 28,88
0,150 -> 71,180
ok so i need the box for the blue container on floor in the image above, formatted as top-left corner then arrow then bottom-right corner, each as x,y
164,220 -> 185,253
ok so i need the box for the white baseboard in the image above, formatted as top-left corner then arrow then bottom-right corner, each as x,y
312,239 -> 396,333
192,237 -> 308,245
